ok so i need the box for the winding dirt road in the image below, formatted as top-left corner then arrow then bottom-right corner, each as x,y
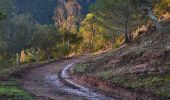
18,55 -> 116,100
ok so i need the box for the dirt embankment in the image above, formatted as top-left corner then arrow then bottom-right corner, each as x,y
70,74 -> 162,100
69,19 -> 170,100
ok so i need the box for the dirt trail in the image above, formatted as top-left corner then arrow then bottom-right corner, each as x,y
17,55 -> 115,100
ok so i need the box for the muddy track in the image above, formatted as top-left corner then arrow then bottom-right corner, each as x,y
60,63 -> 116,100
17,55 -> 116,100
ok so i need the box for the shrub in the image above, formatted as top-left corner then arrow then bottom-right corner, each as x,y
113,43 -> 120,49
97,71 -> 114,80
74,64 -> 88,74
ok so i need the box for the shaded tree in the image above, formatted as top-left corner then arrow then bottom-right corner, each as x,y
12,0 -> 57,24
32,25 -> 61,62
0,0 -> 14,16
0,13 -> 6,20
79,13 -> 110,53
80,13 -> 97,53
95,0 -> 138,43
0,14 -> 34,65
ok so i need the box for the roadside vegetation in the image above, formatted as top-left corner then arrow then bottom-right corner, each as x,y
0,78 -> 34,100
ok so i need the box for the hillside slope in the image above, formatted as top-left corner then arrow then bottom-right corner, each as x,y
73,18 -> 170,99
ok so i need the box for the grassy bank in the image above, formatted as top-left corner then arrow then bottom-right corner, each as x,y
0,60 -> 57,99
0,79 -> 34,100
74,63 -> 170,98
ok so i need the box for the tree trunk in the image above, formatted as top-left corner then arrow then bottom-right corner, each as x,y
33,48 -> 38,62
46,51 -> 50,62
90,34 -> 94,53
90,22 -> 95,53
124,26 -> 130,43
66,42 -> 69,58
47,54 -> 50,62
16,52 -> 21,65
124,19 -> 130,44
66,32 -> 70,58
124,32 -> 130,43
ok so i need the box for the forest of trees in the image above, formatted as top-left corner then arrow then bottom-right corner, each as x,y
0,0 -> 169,67
12,0 -> 57,24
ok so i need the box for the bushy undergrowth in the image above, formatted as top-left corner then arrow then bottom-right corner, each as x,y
74,64 -> 88,74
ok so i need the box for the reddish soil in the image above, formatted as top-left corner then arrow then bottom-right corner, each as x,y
70,74 -> 160,100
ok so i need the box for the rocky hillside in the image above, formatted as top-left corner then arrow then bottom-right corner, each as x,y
54,0 -> 95,31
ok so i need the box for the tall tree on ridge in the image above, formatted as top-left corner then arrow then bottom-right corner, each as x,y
95,0 -> 137,43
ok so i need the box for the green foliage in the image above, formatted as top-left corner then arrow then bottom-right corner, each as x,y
158,0 -> 170,11
79,13 -> 112,53
59,43 -> 70,58
98,72 -> 170,98
12,0 -> 57,24
32,24 -> 61,60
34,50 -> 47,61
74,64 -> 88,74
97,71 -> 114,80
0,0 -> 14,15
95,0 -> 142,43
0,58 -> 15,72
112,43 -> 120,49
132,0 -> 161,7
0,85 -> 34,100
112,35 -> 124,49
1,14 -> 34,54
109,74 -> 170,98
21,55 -> 35,64
0,13 -> 6,20
0,79 -> 34,100
0,14 -> 35,64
